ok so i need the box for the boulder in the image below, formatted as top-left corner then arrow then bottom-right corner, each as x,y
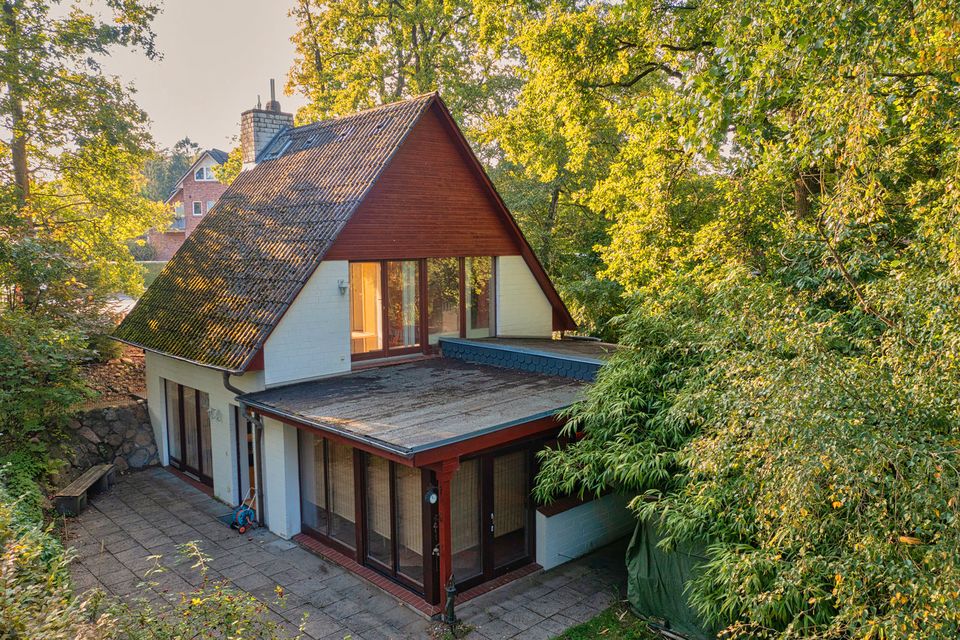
134,430 -> 153,446
78,426 -> 100,445
128,449 -> 150,468
112,456 -> 129,473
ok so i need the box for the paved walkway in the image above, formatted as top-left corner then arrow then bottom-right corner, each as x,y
65,467 -> 628,639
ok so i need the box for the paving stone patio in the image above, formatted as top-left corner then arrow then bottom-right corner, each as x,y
65,467 -> 628,639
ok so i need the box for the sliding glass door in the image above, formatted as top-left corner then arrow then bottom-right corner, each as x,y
298,432 -> 357,553
362,453 -> 427,591
449,448 -> 534,591
164,379 -> 213,486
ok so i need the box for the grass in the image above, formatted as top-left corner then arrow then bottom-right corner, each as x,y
554,604 -> 659,640
139,260 -> 167,288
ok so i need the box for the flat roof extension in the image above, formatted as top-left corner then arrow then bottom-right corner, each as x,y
239,358 -> 586,458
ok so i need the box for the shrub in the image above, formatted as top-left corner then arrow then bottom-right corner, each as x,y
107,541 -> 301,640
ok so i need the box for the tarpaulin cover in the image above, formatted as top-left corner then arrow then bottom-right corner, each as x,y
626,518 -> 720,639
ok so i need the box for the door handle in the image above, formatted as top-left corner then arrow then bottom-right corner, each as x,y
489,512 -> 495,534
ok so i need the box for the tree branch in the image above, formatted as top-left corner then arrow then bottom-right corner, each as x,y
814,211 -> 918,347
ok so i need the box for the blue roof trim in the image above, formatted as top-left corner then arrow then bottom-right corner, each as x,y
440,338 -> 601,382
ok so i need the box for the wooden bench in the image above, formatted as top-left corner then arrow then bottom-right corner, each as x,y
54,464 -> 116,516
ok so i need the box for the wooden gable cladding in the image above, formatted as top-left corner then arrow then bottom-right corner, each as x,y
325,105 -> 520,260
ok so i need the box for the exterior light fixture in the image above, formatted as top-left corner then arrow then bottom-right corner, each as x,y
337,279 -> 348,296
424,488 -> 439,505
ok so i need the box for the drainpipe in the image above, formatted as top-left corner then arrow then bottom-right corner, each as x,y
223,372 -> 265,518
222,371 -> 244,396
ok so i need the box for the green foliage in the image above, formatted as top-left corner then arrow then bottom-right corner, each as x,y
107,541 -> 300,640
1,0 -> 169,314
0,470 -> 98,640
0,451 -> 47,525
212,145 -> 242,186
529,0 -> 960,637
141,138 -> 200,202
554,604 -> 657,640
287,0 -> 518,125
0,310 -> 89,455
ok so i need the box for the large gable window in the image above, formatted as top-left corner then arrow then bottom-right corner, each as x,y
427,257 -> 460,344
466,257 -> 495,339
351,260 -> 421,358
350,257 -> 495,360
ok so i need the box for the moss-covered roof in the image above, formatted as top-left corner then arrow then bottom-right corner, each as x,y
115,95 -> 436,371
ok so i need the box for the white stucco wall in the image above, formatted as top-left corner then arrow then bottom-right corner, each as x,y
144,351 -> 264,505
496,255 -> 554,337
261,417 -> 302,539
262,260 -> 352,387
536,493 -> 635,571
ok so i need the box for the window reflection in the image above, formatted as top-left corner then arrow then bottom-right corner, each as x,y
350,262 -> 382,354
466,257 -> 495,338
427,257 -> 460,344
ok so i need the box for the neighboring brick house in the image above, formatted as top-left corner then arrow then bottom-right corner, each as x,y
115,93 -> 632,616
147,149 -> 229,260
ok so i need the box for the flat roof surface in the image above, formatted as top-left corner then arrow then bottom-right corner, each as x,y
462,337 -> 620,362
240,358 -> 587,456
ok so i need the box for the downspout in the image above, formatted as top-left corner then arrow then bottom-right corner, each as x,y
223,372 -> 265,518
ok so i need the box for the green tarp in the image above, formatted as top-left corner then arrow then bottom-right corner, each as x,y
626,519 -> 721,639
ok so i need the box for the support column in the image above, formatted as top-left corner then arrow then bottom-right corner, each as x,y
436,458 -> 459,610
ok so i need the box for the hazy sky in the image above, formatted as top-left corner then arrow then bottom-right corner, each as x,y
100,0 -> 308,151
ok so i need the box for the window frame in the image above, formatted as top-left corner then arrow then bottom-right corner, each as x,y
350,259 -> 427,362
349,257 -> 496,363
162,379 -> 213,486
192,201 -> 203,216
194,166 -> 215,181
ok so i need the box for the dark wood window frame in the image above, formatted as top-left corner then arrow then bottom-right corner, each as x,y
297,436 -> 436,601
298,434 -> 358,558
450,443 -> 537,594
350,257 -> 496,363
163,380 -> 213,487
357,453 -> 434,595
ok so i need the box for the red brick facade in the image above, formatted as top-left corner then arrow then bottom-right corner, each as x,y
148,156 -> 229,261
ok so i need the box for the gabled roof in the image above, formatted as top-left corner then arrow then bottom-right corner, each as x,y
115,94 -> 574,373
164,148 -> 230,203
208,149 -> 229,164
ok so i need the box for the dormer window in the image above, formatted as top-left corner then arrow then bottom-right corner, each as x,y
194,166 -> 215,181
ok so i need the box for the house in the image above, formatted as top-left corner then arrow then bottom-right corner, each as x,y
114,92 -> 633,614
147,148 -> 230,260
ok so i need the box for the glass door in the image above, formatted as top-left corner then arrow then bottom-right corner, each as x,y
451,459 -> 483,584
164,380 -> 213,486
451,449 -> 534,592
491,451 -> 531,571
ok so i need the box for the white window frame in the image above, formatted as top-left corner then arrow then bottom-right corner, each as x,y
194,166 -> 215,182
192,201 -> 203,216
206,200 -> 216,214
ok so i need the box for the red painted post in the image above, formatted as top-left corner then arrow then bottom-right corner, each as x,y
437,458 -> 459,610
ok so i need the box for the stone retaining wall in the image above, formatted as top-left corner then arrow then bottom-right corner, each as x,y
66,399 -> 159,476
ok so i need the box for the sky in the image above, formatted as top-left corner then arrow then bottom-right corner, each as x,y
99,0 -> 308,152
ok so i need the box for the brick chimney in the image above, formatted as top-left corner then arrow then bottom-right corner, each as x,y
241,79 -> 294,170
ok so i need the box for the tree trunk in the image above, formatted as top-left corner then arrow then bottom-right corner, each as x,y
2,0 -> 29,209
299,0 -> 325,91
541,185 -> 561,270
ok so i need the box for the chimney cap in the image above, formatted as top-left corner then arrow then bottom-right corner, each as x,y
265,78 -> 281,113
